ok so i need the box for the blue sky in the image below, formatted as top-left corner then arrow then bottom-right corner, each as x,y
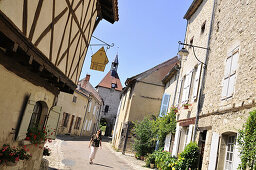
80,0 -> 192,87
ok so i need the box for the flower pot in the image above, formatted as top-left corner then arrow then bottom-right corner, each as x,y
183,105 -> 189,109
140,156 -> 144,161
6,161 -> 18,166
150,163 -> 154,169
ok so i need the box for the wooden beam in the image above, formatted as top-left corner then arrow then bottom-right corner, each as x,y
22,0 -> 28,36
28,0 -> 43,41
49,0 -> 55,61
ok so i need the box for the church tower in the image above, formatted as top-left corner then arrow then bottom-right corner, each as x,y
96,55 -> 122,136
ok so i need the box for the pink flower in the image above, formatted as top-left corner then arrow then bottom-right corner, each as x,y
15,157 -> 19,162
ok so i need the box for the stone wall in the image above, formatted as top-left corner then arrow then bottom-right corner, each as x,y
0,65 -> 55,170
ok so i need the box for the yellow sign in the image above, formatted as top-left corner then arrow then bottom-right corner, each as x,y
90,47 -> 109,72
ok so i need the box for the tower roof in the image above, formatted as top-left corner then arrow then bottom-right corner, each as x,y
96,71 -> 123,91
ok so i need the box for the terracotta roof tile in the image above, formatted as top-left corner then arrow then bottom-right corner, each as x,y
96,71 -> 123,91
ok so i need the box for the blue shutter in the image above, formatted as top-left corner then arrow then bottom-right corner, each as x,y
159,94 -> 170,117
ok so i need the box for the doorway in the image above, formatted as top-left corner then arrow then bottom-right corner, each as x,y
198,130 -> 207,170
69,115 -> 75,133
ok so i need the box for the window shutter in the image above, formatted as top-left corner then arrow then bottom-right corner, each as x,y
88,102 -> 92,112
16,99 -> 36,141
185,70 -> 193,102
192,64 -> 202,100
93,106 -> 97,115
208,132 -> 220,170
224,57 -> 232,78
159,94 -> 170,117
175,79 -> 183,106
227,74 -> 236,98
172,125 -> 181,157
231,51 -> 239,74
186,124 -> 194,146
181,76 -> 187,104
87,120 -> 92,131
45,106 -> 62,139
83,120 -> 87,130
164,132 -> 172,151
221,78 -> 229,99
233,135 -> 241,170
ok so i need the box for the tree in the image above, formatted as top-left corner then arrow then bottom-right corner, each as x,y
238,109 -> 256,170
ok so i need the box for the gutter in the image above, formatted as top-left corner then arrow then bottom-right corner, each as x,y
192,0 -> 216,142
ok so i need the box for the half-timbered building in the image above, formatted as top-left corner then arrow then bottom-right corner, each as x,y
0,0 -> 118,169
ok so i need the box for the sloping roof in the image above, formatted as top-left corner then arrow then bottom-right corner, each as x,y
96,70 -> 123,91
99,0 -> 119,24
78,78 -> 103,103
125,56 -> 179,86
184,0 -> 203,20
162,63 -> 180,84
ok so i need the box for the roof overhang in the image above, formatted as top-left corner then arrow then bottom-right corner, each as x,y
98,0 -> 119,24
184,0 -> 203,20
162,64 -> 180,84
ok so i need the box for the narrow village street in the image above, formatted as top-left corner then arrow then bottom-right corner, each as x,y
44,136 -> 148,170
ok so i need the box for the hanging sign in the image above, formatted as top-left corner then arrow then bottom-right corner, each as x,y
90,47 -> 109,72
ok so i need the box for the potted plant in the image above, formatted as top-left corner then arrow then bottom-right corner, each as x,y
26,126 -> 48,144
171,106 -> 178,113
0,144 -> 31,166
183,104 -> 191,109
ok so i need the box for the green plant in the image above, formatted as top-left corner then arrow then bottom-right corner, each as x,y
26,127 -> 48,144
154,150 -> 177,170
43,147 -> 51,156
135,152 -> 141,159
154,111 -> 176,148
145,153 -> 156,167
175,142 -> 199,170
238,109 -> 256,170
0,144 -> 31,164
132,117 -> 157,156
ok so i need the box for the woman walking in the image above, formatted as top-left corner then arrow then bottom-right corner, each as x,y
88,129 -> 102,164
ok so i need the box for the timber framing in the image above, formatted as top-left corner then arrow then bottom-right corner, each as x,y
0,12 -> 76,94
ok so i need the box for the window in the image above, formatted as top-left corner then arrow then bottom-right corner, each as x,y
111,83 -> 117,88
181,70 -> 193,104
192,64 -> 202,101
88,101 -> 92,112
83,120 -> 88,131
159,94 -> 170,117
225,136 -> 236,170
28,102 -> 42,130
72,96 -> 77,103
201,21 -> 206,34
63,112 -> 70,127
74,117 -> 81,129
189,37 -> 194,48
104,105 -> 109,113
221,48 -> 239,99
93,105 -> 97,115
87,120 -> 92,131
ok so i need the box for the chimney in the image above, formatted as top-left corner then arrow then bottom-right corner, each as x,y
81,74 -> 90,88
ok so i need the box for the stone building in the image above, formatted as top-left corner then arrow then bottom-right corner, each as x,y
112,57 -> 178,152
196,0 -> 256,169
57,86 -> 90,136
170,0 -> 215,162
96,56 -> 123,136
0,0 -> 118,169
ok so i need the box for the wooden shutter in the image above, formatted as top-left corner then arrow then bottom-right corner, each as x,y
164,132 -> 172,151
227,51 -> 239,98
231,51 -> 239,74
88,102 -> 92,112
45,106 -> 61,139
181,76 -> 187,104
185,70 -> 193,102
172,125 -> 181,157
93,106 -> 97,115
16,99 -> 36,141
233,135 -> 241,170
208,132 -> 220,170
192,64 -> 202,100
83,120 -> 88,130
222,57 -> 232,99
159,94 -> 170,117
175,79 -> 183,106
186,124 -> 194,146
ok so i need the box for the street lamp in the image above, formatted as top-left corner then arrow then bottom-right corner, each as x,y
177,41 -> 209,68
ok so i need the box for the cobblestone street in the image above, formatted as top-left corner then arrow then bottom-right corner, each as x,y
44,136 -> 148,170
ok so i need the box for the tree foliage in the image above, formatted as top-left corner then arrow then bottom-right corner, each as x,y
238,109 -> 256,170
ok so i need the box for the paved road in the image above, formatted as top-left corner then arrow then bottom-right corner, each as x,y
45,136 -> 135,170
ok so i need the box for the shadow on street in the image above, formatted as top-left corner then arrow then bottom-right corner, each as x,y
56,135 -> 112,142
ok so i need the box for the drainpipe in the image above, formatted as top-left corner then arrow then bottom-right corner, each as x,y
192,0 -> 216,142
80,95 -> 92,136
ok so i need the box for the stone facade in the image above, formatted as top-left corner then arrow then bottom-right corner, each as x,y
197,0 -> 256,169
171,0 -> 215,158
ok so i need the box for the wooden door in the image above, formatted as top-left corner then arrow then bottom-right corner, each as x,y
69,115 -> 75,133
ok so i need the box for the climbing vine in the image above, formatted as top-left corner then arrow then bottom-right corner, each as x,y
237,109 -> 256,170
